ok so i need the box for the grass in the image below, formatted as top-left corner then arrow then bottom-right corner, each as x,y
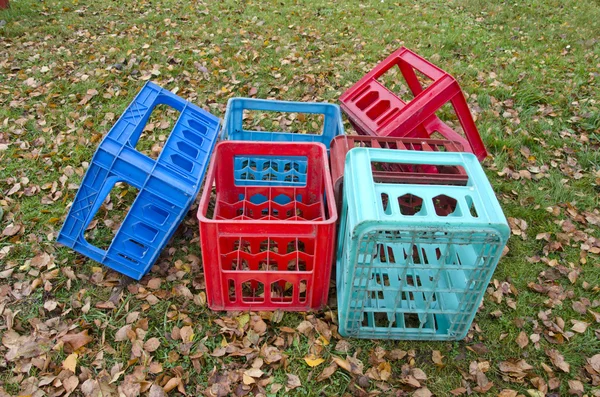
1,0 -> 600,395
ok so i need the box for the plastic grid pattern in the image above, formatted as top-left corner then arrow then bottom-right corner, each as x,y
337,148 -> 509,340
57,82 -> 221,280
339,47 -> 487,160
222,98 -> 344,188
198,141 -> 338,311
329,135 -> 468,213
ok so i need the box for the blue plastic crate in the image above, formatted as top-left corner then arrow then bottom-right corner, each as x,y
222,98 -> 344,188
221,97 -> 344,148
57,82 -> 221,280
337,149 -> 509,340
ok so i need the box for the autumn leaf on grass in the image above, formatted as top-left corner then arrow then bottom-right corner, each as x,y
516,331 -> 529,349
286,374 -> 301,390
60,330 -> 94,353
498,359 -> 533,382
413,387 -> 433,397
571,320 -> 589,333
316,362 -> 338,382
179,326 -> 194,343
63,352 -> 78,373
568,380 -> 584,395
332,355 -> 352,372
243,368 -> 264,385
149,384 -> 167,397
546,349 -> 570,373
144,337 -> 161,352
432,350 -> 445,367
304,354 -> 325,367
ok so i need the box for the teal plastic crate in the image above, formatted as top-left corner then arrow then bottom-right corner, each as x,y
337,149 -> 509,340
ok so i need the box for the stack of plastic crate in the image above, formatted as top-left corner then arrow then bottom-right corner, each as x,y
335,47 -> 508,340
196,98 -> 343,311
197,141 -> 337,311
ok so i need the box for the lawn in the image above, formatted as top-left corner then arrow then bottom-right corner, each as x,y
1,0 -> 600,396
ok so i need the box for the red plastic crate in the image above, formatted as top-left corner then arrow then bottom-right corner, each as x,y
330,135 -> 469,214
339,47 -> 487,161
197,141 -> 337,311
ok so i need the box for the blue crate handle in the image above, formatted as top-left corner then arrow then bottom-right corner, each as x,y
57,82 -> 221,280
220,97 -> 344,149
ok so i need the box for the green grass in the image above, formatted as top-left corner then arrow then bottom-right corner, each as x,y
1,0 -> 600,395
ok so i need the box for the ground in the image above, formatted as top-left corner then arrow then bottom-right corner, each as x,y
1,0 -> 600,396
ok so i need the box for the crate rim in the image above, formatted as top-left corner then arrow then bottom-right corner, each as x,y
347,221 -> 510,241
221,97 -> 345,141
197,140 -> 338,225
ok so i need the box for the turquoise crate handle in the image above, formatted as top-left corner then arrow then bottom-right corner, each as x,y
344,148 -> 509,233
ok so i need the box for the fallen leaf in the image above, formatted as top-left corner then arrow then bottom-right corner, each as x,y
413,387 -> 433,397
526,390 -> 545,397
589,310 -> 600,323
304,354 -> 325,367
115,325 -> 132,342
316,362 -> 338,382
180,325 -> 194,343
62,352 -> 78,373
571,320 -> 589,333
546,349 -> 570,373
64,375 -> 79,393
516,331 -> 529,348
60,330 -> 94,352
568,379 -> 584,395
44,300 -> 58,311
163,377 -> 182,393
148,384 -> 167,397
144,337 -> 161,352
432,350 -> 445,367
286,373 -> 301,390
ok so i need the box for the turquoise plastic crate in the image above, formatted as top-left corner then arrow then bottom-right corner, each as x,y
336,149 -> 509,340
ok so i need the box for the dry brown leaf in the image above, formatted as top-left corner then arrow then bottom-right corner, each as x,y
115,324 -> 132,342
316,361 -> 338,382
148,384 -> 167,397
62,352 -> 78,373
180,326 -> 194,343
332,355 -> 352,372
567,379 -> 584,395
432,350 -> 445,367
589,309 -> 600,323
516,331 -> 529,348
163,377 -> 182,393
498,390 -> 518,397
413,387 -> 433,397
411,368 -> 427,381
244,368 -> 264,378
526,390 -> 544,397
144,337 -> 160,352
242,373 -> 255,385
64,375 -> 79,394
546,349 -> 570,373
61,330 -> 94,352
588,354 -> 600,373
571,320 -> 589,333
286,373 -> 301,390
